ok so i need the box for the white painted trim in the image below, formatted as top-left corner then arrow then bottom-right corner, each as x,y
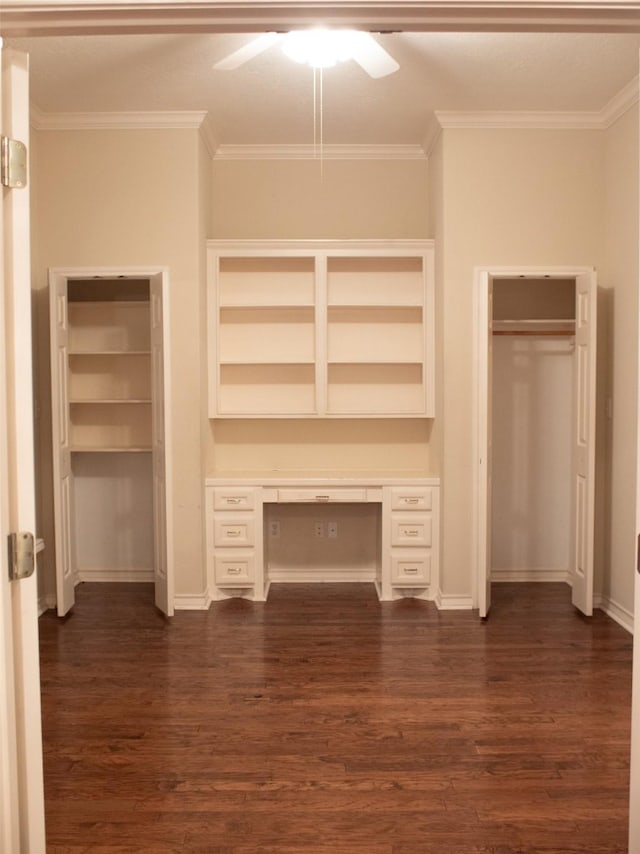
5,1 -> 640,38
434,591 -> 474,611
31,107 -> 209,131
31,106 -> 219,157
214,143 -> 427,160
435,77 -> 640,134
174,592 -> 212,610
601,75 -> 639,128
267,567 -> 377,582
76,568 -> 154,583
435,109 -> 605,130
37,595 -> 56,617
595,594 -> 634,634
491,568 -> 571,583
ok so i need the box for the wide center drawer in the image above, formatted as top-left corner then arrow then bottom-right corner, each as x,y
276,488 -> 368,503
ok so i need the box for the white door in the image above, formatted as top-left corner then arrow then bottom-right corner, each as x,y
0,44 -> 46,852
49,272 -> 76,616
476,271 -> 493,618
150,272 -> 174,616
571,271 -> 597,616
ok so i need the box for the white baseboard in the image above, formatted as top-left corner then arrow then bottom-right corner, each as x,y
174,592 -> 211,610
38,593 -> 56,616
435,590 -> 474,610
490,567 -> 570,583
76,567 -> 154,583
594,593 -> 634,634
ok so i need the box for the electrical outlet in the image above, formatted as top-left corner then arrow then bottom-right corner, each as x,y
327,521 -> 338,539
314,521 -> 324,538
269,520 -> 280,538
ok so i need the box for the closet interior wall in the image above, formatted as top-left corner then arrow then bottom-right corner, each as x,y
491,278 -> 576,583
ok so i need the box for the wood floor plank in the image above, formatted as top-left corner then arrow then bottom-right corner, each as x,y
40,581 -> 632,852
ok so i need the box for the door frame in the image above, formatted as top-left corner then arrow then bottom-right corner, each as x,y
49,266 -> 174,615
472,265 -> 596,615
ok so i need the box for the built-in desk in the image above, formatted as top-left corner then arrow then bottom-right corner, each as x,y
205,473 -> 440,602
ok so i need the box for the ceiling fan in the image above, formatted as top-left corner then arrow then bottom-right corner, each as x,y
213,30 -> 400,79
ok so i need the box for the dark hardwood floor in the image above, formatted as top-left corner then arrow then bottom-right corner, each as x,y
39,582 -> 633,853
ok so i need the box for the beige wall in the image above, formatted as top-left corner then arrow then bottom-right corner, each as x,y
209,157 -> 433,476
211,158 -> 429,240
602,103 -> 639,619
33,127 -> 207,598
439,128 -> 606,599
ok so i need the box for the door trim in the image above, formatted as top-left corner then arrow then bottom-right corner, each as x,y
472,265 -> 596,613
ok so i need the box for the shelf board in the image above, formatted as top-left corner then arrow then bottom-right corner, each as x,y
220,361 -> 315,367
68,299 -> 150,307
220,302 -> 315,310
70,446 -> 152,453
69,399 -> 152,405
68,350 -> 152,356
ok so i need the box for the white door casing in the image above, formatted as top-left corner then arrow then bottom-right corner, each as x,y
475,269 -> 493,618
0,44 -> 46,852
150,271 -> 174,616
474,267 -> 597,619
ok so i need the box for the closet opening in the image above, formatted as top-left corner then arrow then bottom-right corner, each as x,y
491,277 -> 575,586
49,268 -> 174,617
474,266 -> 597,619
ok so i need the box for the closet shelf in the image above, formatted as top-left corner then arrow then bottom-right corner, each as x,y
70,446 -> 152,453
69,399 -> 152,405
68,351 -> 152,358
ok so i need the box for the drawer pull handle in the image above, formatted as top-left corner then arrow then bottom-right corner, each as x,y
404,497 -> 420,505
225,497 -> 242,505
403,567 -> 419,574
227,566 -> 242,574
405,529 -> 419,537
315,495 -> 330,502
226,530 -> 242,537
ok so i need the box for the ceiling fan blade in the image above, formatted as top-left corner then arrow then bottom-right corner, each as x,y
213,33 -> 281,70
349,33 -> 399,78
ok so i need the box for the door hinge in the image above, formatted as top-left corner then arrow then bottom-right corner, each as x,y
1,136 -> 27,189
7,532 -> 35,581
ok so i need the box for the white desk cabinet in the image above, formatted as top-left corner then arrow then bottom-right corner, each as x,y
207,240 -> 435,419
205,474 -> 440,602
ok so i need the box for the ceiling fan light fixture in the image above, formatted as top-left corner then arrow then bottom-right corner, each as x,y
282,29 -> 361,69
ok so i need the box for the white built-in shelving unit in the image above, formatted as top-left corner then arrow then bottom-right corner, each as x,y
207,241 -> 435,418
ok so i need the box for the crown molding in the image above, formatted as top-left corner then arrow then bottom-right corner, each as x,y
213,143 -> 427,160
30,106 -> 219,155
434,75 -> 639,134
434,109 -> 605,131
601,75 -> 639,127
31,108 -> 210,131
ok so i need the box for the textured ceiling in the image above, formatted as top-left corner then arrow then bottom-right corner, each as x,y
8,31 -> 640,145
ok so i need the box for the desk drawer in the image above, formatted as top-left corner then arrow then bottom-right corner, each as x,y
391,514 -> 432,547
213,487 -> 255,511
277,488 -> 367,503
215,552 -> 255,585
390,487 -> 434,511
214,517 -> 255,547
391,552 -> 431,586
